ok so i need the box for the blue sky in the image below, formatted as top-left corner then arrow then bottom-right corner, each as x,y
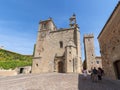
0,0 -> 119,60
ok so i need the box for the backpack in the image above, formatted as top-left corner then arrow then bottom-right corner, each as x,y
93,69 -> 97,74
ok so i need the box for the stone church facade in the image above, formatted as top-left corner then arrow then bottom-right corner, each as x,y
32,14 -> 82,73
98,1 -> 120,80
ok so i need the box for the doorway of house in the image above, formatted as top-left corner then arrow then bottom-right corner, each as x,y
58,61 -> 64,73
114,60 -> 120,80
19,68 -> 24,74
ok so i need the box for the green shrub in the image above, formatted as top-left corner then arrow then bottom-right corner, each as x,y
0,49 -> 32,69
0,60 -> 32,70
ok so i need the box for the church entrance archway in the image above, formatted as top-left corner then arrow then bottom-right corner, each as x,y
114,60 -> 120,80
58,61 -> 64,73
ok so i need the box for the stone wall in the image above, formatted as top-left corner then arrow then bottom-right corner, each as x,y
95,56 -> 102,69
98,2 -> 120,80
0,69 -> 17,76
16,66 -> 31,74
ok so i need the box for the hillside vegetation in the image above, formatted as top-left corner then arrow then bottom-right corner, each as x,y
0,49 -> 32,70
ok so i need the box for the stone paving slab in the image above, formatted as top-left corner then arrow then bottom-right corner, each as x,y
0,73 -> 78,90
78,75 -> 120,90
0,73 -> 120,90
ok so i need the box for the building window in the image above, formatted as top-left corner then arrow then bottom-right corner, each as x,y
117,39 -> 119,42
113,30 -> 115,33
42,48 -> 44,51
112,47 -> 115,50
96,61 -> 99,64
59,41 -> 63,48
43,23 -> 47,29
36,63 -> 38,67
88,39 -> 90,41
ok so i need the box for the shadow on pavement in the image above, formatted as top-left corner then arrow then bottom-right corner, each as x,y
78,74 -> 120,90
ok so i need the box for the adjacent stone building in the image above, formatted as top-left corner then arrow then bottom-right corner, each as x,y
83,34 -> 102,72
32,14 -> 82,73
98,1 -> 120,80
95,56 -> 102,69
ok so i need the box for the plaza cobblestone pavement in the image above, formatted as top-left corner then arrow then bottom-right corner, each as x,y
78,75 -> 120,90
0,73 -> 120,90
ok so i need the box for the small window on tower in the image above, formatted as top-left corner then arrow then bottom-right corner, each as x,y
36,63 -> 38,67
117,39 -> 119,42
96,61 -> 99,64
59,41 -> 63,48
43,23 -> 47,29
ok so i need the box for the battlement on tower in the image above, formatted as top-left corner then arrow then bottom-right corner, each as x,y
84,34 -> 94,38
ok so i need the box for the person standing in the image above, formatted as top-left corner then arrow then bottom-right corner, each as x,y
82,68 -> 87,80
98,67 -> 104,81
92,67 -> 98,82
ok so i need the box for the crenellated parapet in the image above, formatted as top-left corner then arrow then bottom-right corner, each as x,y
84,34 -> 94,38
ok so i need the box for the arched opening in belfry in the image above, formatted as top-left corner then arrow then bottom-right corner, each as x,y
114,60 -> 120,80
58,61 -> 64,73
